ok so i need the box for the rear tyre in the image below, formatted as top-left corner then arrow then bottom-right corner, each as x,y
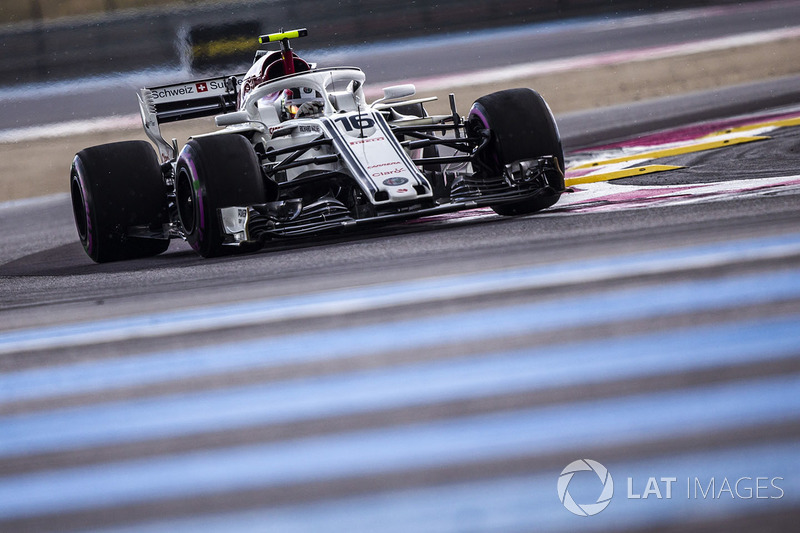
70,141 -> 169,263
175,135 -> 267,258
467,88 -> 565,216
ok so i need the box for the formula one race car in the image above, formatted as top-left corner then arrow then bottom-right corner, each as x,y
70,29 -> 565,262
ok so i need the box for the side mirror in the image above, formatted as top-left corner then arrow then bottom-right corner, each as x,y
215,111 -> 251,127
372,84 -> 416,106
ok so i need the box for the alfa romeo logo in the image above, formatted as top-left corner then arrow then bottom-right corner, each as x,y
557,459 -> 614,516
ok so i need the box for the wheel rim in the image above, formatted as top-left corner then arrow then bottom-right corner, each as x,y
176,168 -> 196,234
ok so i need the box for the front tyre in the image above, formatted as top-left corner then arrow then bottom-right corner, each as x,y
70,141 -> 169,263
468,88 -> 565,216
175,135 -> 267,258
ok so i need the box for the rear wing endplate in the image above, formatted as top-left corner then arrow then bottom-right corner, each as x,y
138,74 -> 244,161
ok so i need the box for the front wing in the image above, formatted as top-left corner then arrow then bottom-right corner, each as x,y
219,156 -> 562,243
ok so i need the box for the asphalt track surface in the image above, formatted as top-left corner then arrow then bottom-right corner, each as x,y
2,10 -> 800,533
1,82 -> 799,531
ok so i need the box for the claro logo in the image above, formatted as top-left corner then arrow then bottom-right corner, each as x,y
374,169 -> 407,179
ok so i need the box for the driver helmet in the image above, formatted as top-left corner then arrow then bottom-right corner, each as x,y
280,87 -> 325,120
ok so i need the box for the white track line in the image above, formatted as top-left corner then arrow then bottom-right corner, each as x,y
1,316 -> 798,457
1,374 -> 798,519
81,441 -> 800,533
2,232 -> 800,356
2,268 -> 800,405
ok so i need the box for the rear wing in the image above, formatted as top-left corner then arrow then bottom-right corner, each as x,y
138,74 -> 244,161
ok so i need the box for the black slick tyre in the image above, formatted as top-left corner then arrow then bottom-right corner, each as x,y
175,134 -> 267,258
468,88 -> 565,216
70,141 -> 169,263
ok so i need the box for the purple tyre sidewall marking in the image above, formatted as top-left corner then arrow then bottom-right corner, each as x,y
71,157 -> 94,256
182,150 -> 205,251
469,105 -> 490,130
468,103 -> 501,169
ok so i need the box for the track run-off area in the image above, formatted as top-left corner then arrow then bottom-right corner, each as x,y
2,2 -> 800,532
